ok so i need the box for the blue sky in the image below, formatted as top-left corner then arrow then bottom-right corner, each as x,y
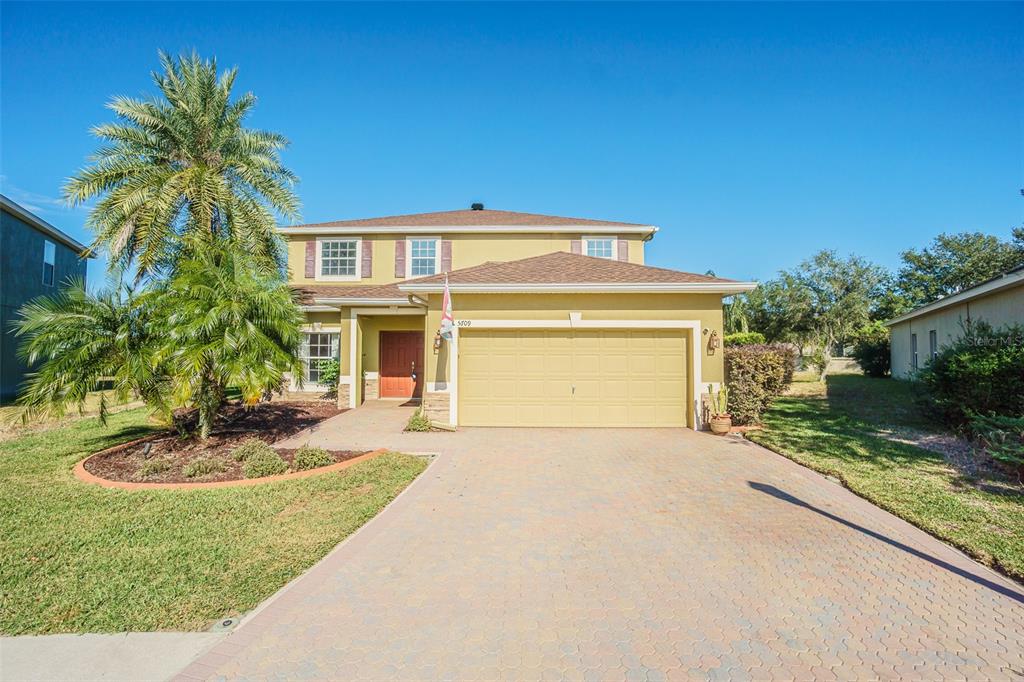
2,2 -> 1021,285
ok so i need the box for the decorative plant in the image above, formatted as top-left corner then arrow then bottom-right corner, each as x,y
708,385 -> 729,417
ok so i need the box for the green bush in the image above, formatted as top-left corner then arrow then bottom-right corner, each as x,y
242,449 -> 288,479
725,344 -> 797,425
851,321 -> 891,378
405,409 -> 432,432
183,457 -> 225,478
968,412 -> 1024,479
315,359 -> 340,393
139,457 -> 171,478
293,444 -> 333,471
232,437 -> 273,462
724,332 -> 766,347
918,321 -> 1024,425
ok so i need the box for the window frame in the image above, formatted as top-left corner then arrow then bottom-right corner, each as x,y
316,236 -> 362,281
582,235 -> 617,260
42,239 -> 56,286
301,331 -> 340,386
405,236 -> 441,278
928,330 -> 938,362
911,333 -> 918,370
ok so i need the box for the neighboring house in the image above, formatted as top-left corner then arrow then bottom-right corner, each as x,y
0,194 -> 91,403
284,205 -> 756,429
885,265 -> 1024,379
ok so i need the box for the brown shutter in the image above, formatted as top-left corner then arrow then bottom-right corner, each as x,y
570,239 -> 582,255
617,239 -> 628,261
361,240 -> 372,278
394,239 -> 406,278
304,241 -> 316,278
441,240 -> 452,272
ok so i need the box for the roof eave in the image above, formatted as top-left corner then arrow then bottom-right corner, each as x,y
312,297 -> 419,306
0,194 -> 93,256
278,224 -> 659,237
397,282 -> 757,294
884,270 -> 1024,327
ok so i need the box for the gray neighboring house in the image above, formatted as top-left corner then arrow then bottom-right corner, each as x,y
1,194 -> 91,403
885,264 -> 1024,379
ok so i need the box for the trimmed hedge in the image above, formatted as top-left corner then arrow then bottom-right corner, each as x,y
724,331 -> 767,347
725,344 -> 797,425
918,321 -> 1024,425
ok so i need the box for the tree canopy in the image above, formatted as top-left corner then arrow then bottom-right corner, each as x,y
63,51 -> 300,280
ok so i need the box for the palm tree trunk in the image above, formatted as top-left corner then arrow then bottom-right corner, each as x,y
196,374 -> 224,440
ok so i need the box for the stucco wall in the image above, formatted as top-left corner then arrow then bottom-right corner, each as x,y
286,233 -> 646,286
1,209 -> 88,403
889,283 -> 1023,379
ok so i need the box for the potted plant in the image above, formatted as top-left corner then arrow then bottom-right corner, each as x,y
708,385 -> 732,435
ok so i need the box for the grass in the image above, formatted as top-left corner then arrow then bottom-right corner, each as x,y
0,408 -> 428,635
0,390 -> 142,440
748,374 -> 1024,582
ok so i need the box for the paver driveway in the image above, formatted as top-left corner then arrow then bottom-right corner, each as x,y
178,402 -> 1024,681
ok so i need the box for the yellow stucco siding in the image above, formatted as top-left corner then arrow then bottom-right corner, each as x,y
889,283 -> 1023,379
286,233 -> 646,285
422,292 -> 726,387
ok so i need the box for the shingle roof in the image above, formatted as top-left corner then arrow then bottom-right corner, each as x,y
286,208 -> 647,229
294,252 -> 743,305
403,252 -> 737,286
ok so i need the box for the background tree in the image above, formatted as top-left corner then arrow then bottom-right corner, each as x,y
63,51 -> 300,280
744,274 -> 814,346
895,228 -> 1024,309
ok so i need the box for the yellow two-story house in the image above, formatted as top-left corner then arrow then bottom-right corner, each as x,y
281,205 -> 755,429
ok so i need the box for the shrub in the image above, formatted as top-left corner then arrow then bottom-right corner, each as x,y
405,409 -> 432,432
242,449 -> 288,479
232,437 -> 273,462
183,457 -> 225,478
293,444 -> 333,471
724,332 -> 766,347
851,321 -> 891,378
968,412 -> 1024,480
724,344 -> 797,425
315,359 -> 340,394
918,321 -> 1024,426
139,457 -> 171,478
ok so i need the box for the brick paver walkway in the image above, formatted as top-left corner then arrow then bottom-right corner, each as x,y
177,402 -> 1024,680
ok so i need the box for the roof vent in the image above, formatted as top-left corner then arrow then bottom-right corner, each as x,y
470,203 -> 484,211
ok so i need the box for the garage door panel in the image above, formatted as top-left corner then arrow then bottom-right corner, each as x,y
459,329 -> 689,427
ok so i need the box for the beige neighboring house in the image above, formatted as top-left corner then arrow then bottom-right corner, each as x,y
885,265 -> 1024,379
281,204 -> 757,429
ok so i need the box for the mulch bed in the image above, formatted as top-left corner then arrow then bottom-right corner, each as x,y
84,401 -> 365,484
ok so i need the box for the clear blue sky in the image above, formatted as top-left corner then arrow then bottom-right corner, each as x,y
2,2 -> 1021,285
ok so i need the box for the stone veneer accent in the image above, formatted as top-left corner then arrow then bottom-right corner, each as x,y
363,377 -> 379,401
336,383 -> 351,409
423,391 -> 450,423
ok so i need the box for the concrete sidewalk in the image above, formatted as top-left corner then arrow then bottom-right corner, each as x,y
0,632 -> 224,682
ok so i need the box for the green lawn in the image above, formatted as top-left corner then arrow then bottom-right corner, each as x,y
0,408 -> 428,634
748,374 -> 1024,582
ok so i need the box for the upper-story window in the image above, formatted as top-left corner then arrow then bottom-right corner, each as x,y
409,238 -> 440,276
583,236 -> 616,259
318,238 -> 360,280
42,240 -> 56,286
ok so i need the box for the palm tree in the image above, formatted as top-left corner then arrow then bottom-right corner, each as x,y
151,246 -> 305,439
64,51 -> 299,279
14,280 -> 169,424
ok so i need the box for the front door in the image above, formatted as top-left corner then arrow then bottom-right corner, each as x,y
379,331 -> 424,398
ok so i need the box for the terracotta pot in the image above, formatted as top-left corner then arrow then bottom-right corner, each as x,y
709,414 -> 732,435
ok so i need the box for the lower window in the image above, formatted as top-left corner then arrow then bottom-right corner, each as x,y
302,332 -> 339,384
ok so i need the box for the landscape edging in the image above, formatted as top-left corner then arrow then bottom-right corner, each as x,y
74,447 -> 391,490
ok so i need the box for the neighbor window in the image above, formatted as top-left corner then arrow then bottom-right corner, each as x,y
911,333 -> 918,370
409,238 -> 439,276
929,330 -> 937,362
302,332 -> 339,384
319,239 -> 358,277
42,240 -> 56,286
584,237 -> 615,259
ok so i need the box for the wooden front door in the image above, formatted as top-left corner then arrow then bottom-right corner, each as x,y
379,331 -> 424,398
